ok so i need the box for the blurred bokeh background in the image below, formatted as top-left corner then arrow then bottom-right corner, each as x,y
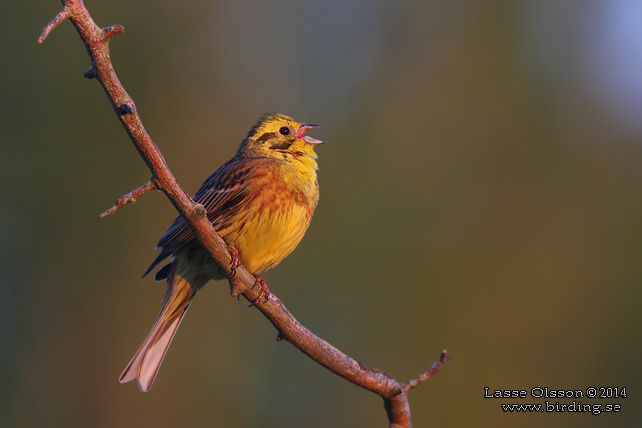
3,0 -> 642,426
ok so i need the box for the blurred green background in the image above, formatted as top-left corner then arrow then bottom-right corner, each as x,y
3,0 -> 642,427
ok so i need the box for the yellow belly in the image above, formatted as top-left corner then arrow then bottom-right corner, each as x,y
227,201 -> 313,273
215,159 -> 318,274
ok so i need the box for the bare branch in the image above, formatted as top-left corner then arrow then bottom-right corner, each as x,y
404,350 -> 452,393
39,2 -> 450,426
37,7 -> 70,44
98,180 -> 156,219
103,24 -> 125,40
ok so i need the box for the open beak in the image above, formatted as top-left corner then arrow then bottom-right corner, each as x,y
297,124 -> 324,145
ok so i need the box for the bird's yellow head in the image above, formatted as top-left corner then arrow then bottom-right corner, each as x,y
238,113 -> 323,166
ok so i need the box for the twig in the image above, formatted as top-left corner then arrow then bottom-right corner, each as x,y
37,8 -> 70,44
39,2 -> 450,426
404,350 -> 452,393
98,180 -> 156,219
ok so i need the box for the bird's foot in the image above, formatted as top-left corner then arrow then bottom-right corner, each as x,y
249,273 -> 270,306
228,246 -> 241,277
220,245 -> 241,278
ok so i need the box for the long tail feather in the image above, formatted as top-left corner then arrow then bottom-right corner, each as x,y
119,270 -> 196,392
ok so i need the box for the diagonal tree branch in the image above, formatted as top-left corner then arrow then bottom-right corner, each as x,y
39,2 -> 450,426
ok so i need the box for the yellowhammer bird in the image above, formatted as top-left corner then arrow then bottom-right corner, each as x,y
119,113 -> 323,392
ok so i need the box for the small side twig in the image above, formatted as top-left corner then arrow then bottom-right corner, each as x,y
37,7 -> 70,44
98,180 -> 157,219
102,24 -> 125,40
404,350 -> 452,393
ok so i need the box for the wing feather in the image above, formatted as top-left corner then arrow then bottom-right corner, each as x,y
143,157 -> 267,277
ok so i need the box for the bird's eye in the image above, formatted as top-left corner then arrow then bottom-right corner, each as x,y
279,126 -> 290,136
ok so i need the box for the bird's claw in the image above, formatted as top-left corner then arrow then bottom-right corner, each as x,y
249,273 -> 270,307
224,246 -> 240,278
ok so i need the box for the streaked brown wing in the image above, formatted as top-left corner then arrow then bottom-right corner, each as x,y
142,156 -> 261,277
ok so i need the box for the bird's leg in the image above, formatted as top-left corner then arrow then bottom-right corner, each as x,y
218,245 -> 240,279
249,273 -> 270,306
228,245 -> 240,277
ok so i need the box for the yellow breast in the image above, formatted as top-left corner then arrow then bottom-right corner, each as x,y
216,157 -> 319,273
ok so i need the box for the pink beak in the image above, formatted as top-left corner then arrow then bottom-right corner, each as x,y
297,124 -> 324,145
